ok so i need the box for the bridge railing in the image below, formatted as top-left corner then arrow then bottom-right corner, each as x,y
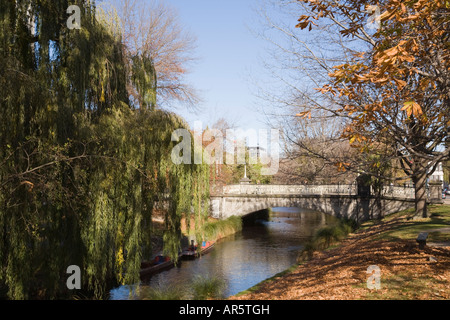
214,184 -> 416,199
377,185 -> 416,199
219,184 -> 358,196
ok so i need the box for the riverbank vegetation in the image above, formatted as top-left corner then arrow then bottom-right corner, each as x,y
233,204 -> 450,300
139,275 -> 226,300
179,215 -> 243,251
196,216 -> 243,243
297,218 -> 359,262
190,275 -> 227,300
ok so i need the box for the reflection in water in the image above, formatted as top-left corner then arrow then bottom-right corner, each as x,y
110,207 -> 337,299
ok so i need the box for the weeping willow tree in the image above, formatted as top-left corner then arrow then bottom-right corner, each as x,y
0,0 -> 209,299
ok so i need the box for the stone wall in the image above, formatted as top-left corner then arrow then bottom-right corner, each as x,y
210,194 -> 415,223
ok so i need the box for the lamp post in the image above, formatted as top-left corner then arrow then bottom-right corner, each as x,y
240,164 -> 251,185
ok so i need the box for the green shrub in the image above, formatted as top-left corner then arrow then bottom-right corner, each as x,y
190,275 -> 226,300
297,218 -> 358,263
141,283 -> 187,300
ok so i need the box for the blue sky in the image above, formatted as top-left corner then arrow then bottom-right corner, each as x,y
166,0 -> 271,132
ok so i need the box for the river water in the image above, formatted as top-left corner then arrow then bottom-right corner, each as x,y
110,207 -> 338,299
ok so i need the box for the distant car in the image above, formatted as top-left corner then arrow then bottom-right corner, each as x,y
443,192 -> 447,199
445,188 -> 450,195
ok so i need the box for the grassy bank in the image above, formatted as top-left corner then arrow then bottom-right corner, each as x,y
359,205 -> 450,244
232,205 -> 450,300
191,216 -> 243,243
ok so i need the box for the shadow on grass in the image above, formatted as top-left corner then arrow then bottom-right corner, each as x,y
355,272 -> 448,300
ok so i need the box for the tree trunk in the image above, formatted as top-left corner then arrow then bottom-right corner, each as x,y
413,170 -> 428,219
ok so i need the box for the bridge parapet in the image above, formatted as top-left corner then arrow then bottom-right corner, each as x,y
215,183 -> 417,199
221,184 -> 357,196
378,185 -> 415,199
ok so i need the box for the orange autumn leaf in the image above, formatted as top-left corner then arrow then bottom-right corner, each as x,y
335,162 -> 351,172
394,78 -> 407,89
296,111 -> 312,119
401,101 -> 423,117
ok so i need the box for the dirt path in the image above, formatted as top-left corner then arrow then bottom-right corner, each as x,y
231,217 -> 450,300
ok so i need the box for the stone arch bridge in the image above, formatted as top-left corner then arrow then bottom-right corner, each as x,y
209,184 -> 426,223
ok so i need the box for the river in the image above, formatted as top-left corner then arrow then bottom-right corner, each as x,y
110,207 -> 338,299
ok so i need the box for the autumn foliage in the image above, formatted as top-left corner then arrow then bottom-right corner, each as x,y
295,0 -> 449,218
